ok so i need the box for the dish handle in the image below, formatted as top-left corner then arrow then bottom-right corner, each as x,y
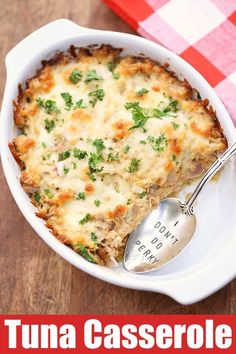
5,19 -> 91,75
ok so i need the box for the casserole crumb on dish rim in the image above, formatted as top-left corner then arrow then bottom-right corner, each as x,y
10,44 -> 227,266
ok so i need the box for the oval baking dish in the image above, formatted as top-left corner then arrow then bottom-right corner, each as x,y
1,19 -> 236,304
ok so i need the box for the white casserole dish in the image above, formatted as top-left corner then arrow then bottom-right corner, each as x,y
1,19 -> 236,305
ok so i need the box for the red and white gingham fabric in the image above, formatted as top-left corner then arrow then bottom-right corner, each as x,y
103,0 -> 236,124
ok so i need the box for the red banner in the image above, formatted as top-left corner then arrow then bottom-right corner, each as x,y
0,315 -> 235,353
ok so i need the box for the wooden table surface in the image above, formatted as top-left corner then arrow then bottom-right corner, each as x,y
0,0 -> 235,314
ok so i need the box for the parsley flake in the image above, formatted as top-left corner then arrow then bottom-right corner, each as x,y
69,69 -> 82,84
72,161 -> 77,169
172,154 -> 180,165
44,119 -> 56,133
125,97 -> 179,130
74,99 -> 87,109
88,153 -> 104,173
84,70 -> 103,84
36,97 -> 44,107
128,158 -> 140,173
63,166 -> 69,174
88,88 -> 105,106
37,98 -> 60,115
58,150 -> 70,161
33,191 -> 41,203
76,192 -> 85,200
73,242 -> 94,262
92,138 -> 106,154
107,152 -> 120,162
61,92 -> 73,111
139,191 -> 147,199
148,134 -> 168,152
107,62 -> 116,72
94,199 -> 101,207
112,72 -> 120,80
79,213 -> 92,225
44,189 -> 53,199
136,88 -> 149,96
91,232 -> 97,243
73,148 -> 88,160
171,122 -> 180,130
123,145 -> 130,154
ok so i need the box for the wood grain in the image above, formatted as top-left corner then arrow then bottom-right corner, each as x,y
0,0 -> 235,314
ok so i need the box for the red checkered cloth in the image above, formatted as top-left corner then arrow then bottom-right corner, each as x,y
103,0 -> 236,124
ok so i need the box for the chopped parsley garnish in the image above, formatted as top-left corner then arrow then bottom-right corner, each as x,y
84,70 -> 103,84
63,166 -> 69,174
79,213 -> 92,225
107,152 -> 120,162
72,162 -> 77,169
127,199 -> 132,205
41,142 -> 47,148
61,92 -> 73,111
42,153 -> 51,161
76,192 -> 86,200
128,158 -> 140,173
69,69 -> 83,84
44,189 -> 53,199
139,191 -> 147,199
94,199 -> 101,207
37,99 -> 60,115
123,145 -> 130,154
125,102 -> 149,130
92,138 -> 106,154
125,97 -> 179,130
44,100 -> 60,114
88,153 -> 104,173
58,150 -> 70,161
74,99 -> 87,109
136,88 -> 149,96
171,122 -> 180,130
91,232 -> 97,243
107,61 -> 116,72
73,148 -> 88,160
88,88 -> 105,106
89,99 -> 96,108
107,62 -> 120,80
172,154 -> 180,165
33,191 -> 41,203
74,242 -> 94,262
44,118 -> 56,133
87,172 -> 96,182
148,134 -> 168,152
139,140 -> 147,144
112,72 -> 120,80
36,97 -> 44,107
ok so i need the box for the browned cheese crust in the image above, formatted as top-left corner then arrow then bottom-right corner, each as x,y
11,45 -> 227,265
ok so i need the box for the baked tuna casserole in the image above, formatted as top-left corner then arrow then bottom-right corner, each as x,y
10,45 -> 227,266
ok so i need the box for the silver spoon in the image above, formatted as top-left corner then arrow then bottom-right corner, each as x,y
124,142 -> 236,273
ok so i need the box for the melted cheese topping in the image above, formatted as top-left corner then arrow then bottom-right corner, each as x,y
12,46 -> 227,265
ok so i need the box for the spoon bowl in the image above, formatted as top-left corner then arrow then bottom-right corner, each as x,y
124,198 -> 196,273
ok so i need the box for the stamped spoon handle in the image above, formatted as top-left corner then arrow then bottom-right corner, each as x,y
182,142 -> 236,215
